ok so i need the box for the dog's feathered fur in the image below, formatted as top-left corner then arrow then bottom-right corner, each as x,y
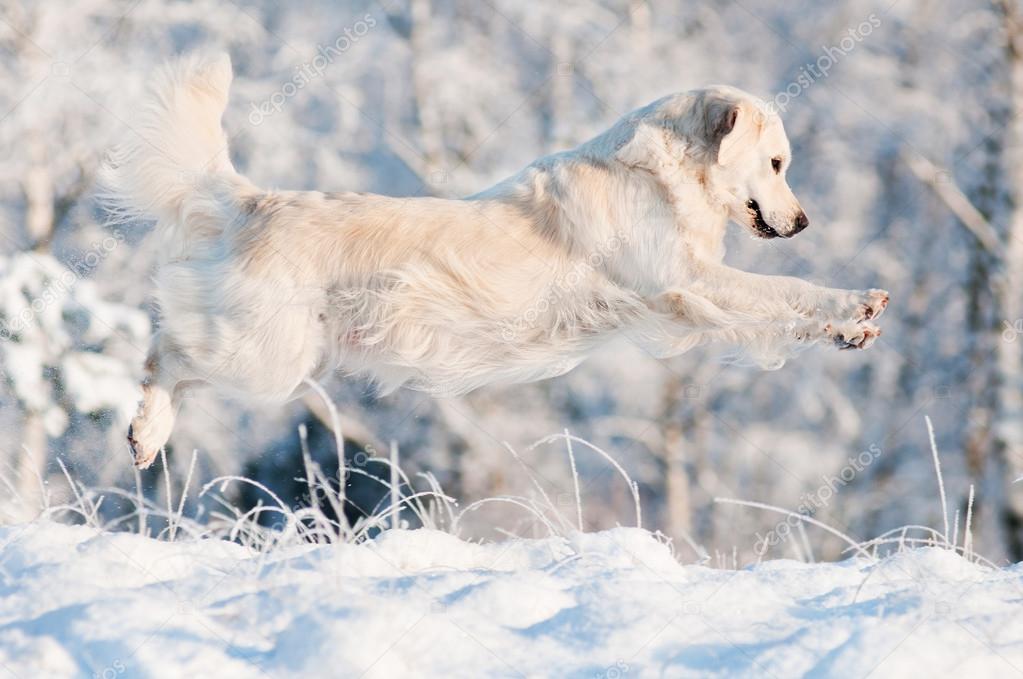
101,54 -> 888,468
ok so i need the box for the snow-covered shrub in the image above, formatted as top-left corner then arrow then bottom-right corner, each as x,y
0,249 -> 148,519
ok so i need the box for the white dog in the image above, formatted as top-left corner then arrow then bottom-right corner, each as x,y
101,54 -> 888,468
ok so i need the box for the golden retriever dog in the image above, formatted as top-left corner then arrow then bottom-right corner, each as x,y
101,54 -> 888,468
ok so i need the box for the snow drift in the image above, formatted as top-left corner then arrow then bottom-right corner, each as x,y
1,522 -> 1021,678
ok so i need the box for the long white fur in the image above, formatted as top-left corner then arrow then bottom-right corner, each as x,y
101,53 -> 888,468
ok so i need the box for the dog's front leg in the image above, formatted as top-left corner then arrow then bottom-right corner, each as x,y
651,288 -> 881,348
646,290 -> 882,361
649,258 -> 888,356
683,262 -> 889,325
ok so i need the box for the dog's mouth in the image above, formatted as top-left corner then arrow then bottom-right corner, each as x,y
746,199 -> 780,239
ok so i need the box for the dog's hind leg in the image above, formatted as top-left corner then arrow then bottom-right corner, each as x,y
127,334 -> 202,469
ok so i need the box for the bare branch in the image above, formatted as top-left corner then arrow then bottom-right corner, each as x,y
901,150 -> 1001,254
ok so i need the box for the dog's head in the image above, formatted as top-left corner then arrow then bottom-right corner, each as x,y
613,86 -> 808,239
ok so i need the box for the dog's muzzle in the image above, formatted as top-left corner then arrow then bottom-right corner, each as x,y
746,201 -> 809,239
746,199 -> 780,239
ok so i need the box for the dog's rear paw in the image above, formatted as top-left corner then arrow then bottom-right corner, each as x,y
127,403 -> 173,469
127,423 -> 161,469
826,321 -> 881,350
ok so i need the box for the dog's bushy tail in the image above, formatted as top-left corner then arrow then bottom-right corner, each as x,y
99,52 -> 245,253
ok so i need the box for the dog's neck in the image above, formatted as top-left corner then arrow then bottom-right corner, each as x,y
648,160 -> 730,264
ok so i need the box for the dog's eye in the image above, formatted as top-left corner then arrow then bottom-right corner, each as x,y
771,157 -> 783,174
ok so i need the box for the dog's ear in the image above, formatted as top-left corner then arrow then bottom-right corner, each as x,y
614,122 -> 665,172
706,98 -> 763,166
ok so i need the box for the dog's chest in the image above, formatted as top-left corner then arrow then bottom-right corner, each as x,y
686,219 -> 727,263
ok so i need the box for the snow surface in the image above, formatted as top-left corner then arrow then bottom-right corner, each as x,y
1,523 -> 1022,679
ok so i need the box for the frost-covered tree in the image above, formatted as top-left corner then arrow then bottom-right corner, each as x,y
0,249 -> 148,519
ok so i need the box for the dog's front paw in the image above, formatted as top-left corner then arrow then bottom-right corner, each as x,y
826,320 -> 881,350
855,289 -> 889,321
826,289 -> 889,322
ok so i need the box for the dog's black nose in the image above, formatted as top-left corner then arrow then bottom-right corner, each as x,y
792,211 -> 809,235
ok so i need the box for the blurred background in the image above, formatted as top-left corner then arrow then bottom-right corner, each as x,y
2,0 -> 1022,563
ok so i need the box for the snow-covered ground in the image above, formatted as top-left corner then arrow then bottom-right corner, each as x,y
1,522 -> 1021,678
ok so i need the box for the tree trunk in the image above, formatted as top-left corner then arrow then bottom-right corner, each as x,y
13,413 -> 46,521
547,31 -> 574,149
659,372 -> 693,545
13,132 -> 55,518
23,132 -> 54,250
409,0 -> 443,170
628,0 -> 651,49
993,0 -> 1023,559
